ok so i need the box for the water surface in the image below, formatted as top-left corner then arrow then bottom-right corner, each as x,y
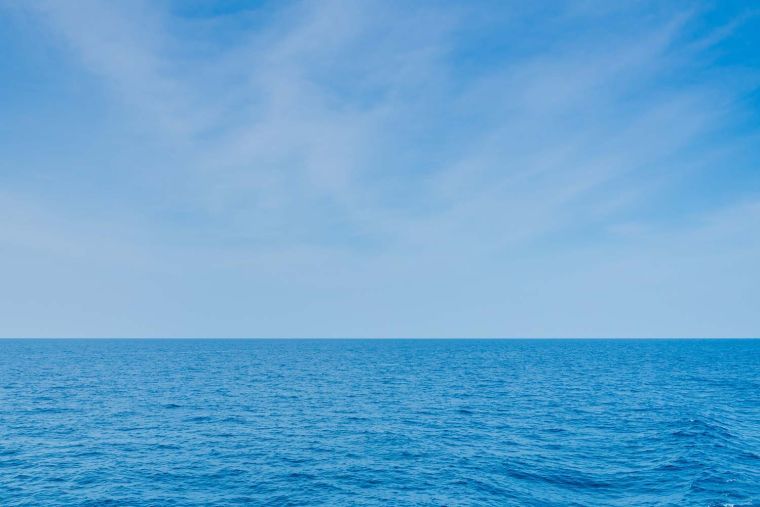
1,339 -> 758,506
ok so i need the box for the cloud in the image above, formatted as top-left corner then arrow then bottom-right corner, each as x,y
1,0 -> 758,336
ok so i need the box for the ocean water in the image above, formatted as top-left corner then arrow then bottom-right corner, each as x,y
0,339 -> 758,506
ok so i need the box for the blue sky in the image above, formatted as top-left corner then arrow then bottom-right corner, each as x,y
1,0 -> 759,337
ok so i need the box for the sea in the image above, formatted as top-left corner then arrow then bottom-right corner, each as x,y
0,339 -> 758,506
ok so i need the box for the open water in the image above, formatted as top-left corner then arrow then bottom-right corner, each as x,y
0,339 -> 758,506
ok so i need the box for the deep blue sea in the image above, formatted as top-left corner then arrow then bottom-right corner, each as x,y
0,339 -> 758,506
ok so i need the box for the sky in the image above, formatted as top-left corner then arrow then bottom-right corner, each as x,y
1,0 -> 759,338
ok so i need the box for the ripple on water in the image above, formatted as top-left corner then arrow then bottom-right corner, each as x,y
0,338 -> 758,506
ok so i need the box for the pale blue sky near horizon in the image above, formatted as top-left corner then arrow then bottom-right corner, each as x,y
1,0 -> 759,338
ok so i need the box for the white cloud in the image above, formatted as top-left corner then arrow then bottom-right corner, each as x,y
1,0 -> 758,336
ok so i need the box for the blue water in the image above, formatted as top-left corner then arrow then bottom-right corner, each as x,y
1,339 -> 758,506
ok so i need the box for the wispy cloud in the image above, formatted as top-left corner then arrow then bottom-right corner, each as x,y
1,0 -> 758,336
